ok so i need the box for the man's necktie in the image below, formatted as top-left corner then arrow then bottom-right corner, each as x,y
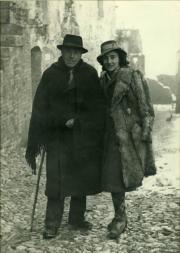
68,69 -> 75,89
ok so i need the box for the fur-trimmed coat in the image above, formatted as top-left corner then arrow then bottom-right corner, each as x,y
101,67 -> 153,192
26,57 -> 105,198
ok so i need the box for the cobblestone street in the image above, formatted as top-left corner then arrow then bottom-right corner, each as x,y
1,106 -> 180,253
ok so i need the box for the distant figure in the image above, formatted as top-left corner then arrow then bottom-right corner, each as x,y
97,40 -> 156,239
25,34 -> 105,239
166,93 -> 176,121
166,114 -> 173,121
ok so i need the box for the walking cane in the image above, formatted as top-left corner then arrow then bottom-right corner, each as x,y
30,149 -> 46,232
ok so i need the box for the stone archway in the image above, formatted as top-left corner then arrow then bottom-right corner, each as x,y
31,46 -> 42,98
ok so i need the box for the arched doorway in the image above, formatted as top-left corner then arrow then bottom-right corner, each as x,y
31,46 -> 42,98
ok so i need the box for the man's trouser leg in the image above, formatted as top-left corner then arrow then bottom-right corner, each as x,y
68,196 -> 86,225
45,197 -> 64,229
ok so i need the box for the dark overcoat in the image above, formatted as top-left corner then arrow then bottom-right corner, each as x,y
26,57 -> 105,199
101,67 -> 152,192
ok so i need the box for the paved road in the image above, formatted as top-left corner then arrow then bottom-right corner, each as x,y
1,106 -> 180,253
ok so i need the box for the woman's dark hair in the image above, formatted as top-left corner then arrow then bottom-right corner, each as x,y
117,49 -> 129,67
101,49 -> 129,70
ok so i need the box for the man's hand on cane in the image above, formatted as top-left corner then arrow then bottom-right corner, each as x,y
65,118 -> 75,128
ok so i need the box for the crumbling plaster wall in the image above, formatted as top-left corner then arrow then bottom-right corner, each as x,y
0,1 -> 32,148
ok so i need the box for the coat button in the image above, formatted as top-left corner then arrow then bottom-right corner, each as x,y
127,108 -> 131,115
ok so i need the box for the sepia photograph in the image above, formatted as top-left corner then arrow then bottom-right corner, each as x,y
1,0 -> 180,252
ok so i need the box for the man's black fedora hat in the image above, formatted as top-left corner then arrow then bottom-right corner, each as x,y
57,34 -> 88,53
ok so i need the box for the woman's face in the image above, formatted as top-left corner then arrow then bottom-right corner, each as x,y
102,51 -> 120,72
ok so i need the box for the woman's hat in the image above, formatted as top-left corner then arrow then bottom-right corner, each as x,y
97,40 -> 127,64
57,34 -> 88,53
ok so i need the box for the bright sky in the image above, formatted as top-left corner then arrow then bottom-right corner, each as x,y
113,0 -> 180,78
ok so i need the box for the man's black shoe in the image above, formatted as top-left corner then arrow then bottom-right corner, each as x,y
107,218 -> 116,231
107,218 -> 127,240
43,227 -> 58,240
68,221 -> 93,231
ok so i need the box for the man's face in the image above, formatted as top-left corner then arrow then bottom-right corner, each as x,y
102,51 -> 120,72
61,47 -> 82,68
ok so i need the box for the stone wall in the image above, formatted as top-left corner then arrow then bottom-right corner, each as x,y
0,1 -> 32,148
147,78 -> 172,104
1,0 -> 64,148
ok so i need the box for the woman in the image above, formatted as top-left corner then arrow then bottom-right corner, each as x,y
97,40 -> 156,239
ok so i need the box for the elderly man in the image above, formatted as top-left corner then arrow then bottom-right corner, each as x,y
25,34 -> 105,239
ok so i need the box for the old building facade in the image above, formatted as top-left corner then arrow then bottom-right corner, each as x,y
115,29 -> 145,73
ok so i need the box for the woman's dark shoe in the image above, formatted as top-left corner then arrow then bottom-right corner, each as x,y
109,193 -> 127,239
107,218 -> 116,231
68,220 -> 93,231
43,226 -> 58,239
108,218 -> 127,240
